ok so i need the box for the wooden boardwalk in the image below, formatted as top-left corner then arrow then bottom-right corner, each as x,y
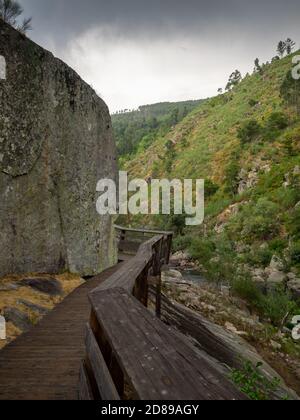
0,264 -> 122,400
0,227 -> 247,401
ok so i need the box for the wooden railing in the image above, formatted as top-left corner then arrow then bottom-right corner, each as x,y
79,226 -> 246,401
115,224 -> 173,263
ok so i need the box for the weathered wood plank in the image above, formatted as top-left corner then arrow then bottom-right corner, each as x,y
85,324 -> 120,401
90,288 -> 247,400
0,264 -> 123,401
79,360 -> 94,401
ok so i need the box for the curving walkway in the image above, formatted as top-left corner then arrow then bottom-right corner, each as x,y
0,264 -> 122,400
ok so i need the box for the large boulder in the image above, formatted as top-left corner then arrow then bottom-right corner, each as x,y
266,270 -> 287,287
19,278 -> 63,296
0,21 -> 117,276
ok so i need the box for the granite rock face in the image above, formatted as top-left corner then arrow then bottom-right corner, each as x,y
0,21 -> 117,276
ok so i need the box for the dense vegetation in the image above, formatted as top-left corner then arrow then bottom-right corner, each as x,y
112,100 -> 203,161
114,48 -> 300,331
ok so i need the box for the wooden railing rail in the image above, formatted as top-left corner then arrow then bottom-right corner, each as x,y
115,225 -> 173,264
79,226 -> 246,401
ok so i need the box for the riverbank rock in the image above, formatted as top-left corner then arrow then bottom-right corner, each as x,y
162,269 -> 184,282
169,251 -> 198,269
0,20 -> 117,277
3,308 -> 32,332
158,291 -> 299,400
266,270 -> 287,287
17,300 -> 50,316
0,283 -> 20,292
269,255 -> 285,272
225,322 -> 248,337
19,278 -> 63,296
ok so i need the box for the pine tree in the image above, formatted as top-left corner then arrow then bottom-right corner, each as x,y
281,69 -> 300,114
226,70 -> 242,91
286,38 -> 296,55
254,58 -> 263,74
277,41 -> 286,58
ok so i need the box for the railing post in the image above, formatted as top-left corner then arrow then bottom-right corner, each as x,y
165,234 -> 173,264
134,267 -> 149,308
152,239 -> 163,318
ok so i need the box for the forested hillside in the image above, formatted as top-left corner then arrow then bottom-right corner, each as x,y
115,49 -> 300,344
112,100 -> 203,161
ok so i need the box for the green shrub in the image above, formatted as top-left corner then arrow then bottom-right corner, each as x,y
271,187 -> 300,210
188,238 -> 215,262
258,287 -> 298,326
205,179 -> 219,197
290,240 -> 300,265
232,279 -> 297,327
263,112 -> 289,141
230,361 -> 281,400
282,127 -> 300,156
285,207 -> 300,239
245,247 -> 273,267
224,161 -> 240,196
237,120 -> 262,144
266,112 -> 289,130
229,199 -> 280,242
269,238 -> 288,254
249,99 -> 259,107
172,235 -> 192,252
166,214 -> 186,235
231,275 -> 262,306
244,199 -> 280,240
202,235 -> 238,284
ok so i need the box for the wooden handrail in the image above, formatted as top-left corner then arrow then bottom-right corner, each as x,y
114,224 -> 173,236
79,227 -> 246,401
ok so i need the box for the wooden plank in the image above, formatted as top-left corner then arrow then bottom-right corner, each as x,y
90,288 -> 247,400
85,324 -> 120,401
124,291 -> 246,401
79,360 -> 94,401
91,235 -> 164,295
0,263 -> 124,401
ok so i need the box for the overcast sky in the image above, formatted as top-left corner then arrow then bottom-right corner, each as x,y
19,0 -> 300,112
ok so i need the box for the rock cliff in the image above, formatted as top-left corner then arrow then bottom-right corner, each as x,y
0,20 -> 117,276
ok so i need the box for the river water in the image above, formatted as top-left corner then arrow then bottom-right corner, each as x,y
179,269 -> 208,285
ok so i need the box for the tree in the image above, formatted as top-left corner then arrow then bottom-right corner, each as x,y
277,41 -> 286,58
237,120 -> 262,144
271,56 -> 280,63
254,58 -> 263,75
217,88 -> 223,94
286,38 -> 296,55
0,0 -> 32,34
280,69 -> 300,114
226,70 -> 242,91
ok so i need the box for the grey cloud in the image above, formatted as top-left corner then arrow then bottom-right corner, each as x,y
20,0 -> 300,47
16,0 -> 300,112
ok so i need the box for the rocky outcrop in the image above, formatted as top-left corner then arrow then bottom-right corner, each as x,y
161,270 -> 300,399
19,278 -> 63,296
238,160 -> 271,195
0,21 -> 117,276
3,307 -> 32,332
287,273 -> 300,299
